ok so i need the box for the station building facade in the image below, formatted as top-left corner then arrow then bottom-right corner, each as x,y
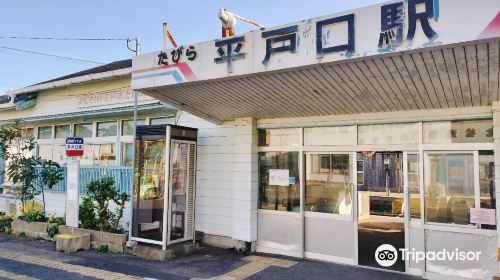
130,0 -> 500,279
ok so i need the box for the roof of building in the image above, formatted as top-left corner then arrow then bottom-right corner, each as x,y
32,59 -> 132,86
9,58 -> 132,96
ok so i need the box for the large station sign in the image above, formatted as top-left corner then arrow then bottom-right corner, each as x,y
132,0 -> 500,90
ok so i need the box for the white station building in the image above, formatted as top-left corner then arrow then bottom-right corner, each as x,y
130,0 -> 500,279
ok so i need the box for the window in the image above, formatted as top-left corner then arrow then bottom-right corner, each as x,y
52,145 -> 67,162
150,117 -> 174,125
423,119 -> 493,144
358,123 -> 419,145
424,153 -> 475,225
93,144 -> 116,166
38,144 -> 53,161
37,126 -> 52,139
37,144 -> 67,163
121,143 -> 134,166
75,123 -> 93,138
305,154 -> 352,214
259,152 -> 300,212
408,154 -> 420,219
258,129 -> 301,147
122,119 -> 145,136
304,126 -> 356,146
479,151 -> 495,229
21,128 -> 34,138
55,125 -> 71,138
356,160 -> 364,185
97,121 -> 117,137
80,145 -> 94,165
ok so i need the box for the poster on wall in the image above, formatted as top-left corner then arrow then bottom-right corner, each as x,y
269,169 -> 289,186
470,208 -> 496,225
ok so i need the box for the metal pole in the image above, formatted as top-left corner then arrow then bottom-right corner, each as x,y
127,37 -> 140,247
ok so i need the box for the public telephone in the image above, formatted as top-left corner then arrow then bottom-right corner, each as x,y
130,124 -> 197,248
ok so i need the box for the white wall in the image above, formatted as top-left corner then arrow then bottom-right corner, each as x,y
177,113 -> 257,241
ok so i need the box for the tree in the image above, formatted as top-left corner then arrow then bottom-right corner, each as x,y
0,121 -> 39,215
38,160 -> 64,215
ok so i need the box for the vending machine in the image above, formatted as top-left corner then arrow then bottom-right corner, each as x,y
131,124 -> 198,249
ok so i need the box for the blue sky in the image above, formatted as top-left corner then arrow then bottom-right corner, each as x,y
0,0 -> 384,94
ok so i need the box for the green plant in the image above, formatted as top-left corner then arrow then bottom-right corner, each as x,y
0,121 -> 40,214
47,216 -> 65,225
38,160 -> 64,215
18,201 -> 45,222
0,217 -> 12,234
83,177 -> 129,233
47,224 -> 59,238
79,197 -> 98,230
98,244 -> 109,253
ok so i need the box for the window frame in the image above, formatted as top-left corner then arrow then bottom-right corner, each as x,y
304,152 -> 354,218
423,150 -> 480,229
54,124 -> 72,139
37,125 -> 53,140
96,121 -> 118,138
257,122 -> 494,232
74,123 -> 94,138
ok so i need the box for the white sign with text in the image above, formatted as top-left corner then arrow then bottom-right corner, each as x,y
470,208 -> 496,225
269,169 -> 290,186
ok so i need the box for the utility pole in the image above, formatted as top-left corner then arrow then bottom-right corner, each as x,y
127,36 -> 140,247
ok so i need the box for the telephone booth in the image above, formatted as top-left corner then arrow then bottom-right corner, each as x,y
131,124 -> 198,249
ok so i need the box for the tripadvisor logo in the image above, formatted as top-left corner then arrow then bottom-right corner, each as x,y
375,244 -> 482,267
375,244 -> 398,267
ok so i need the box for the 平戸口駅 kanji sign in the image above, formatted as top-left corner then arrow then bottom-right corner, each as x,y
132,0 -> 500,89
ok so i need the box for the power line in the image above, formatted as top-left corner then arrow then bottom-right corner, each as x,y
0,36 -> 128,41
0,45 -> 104,65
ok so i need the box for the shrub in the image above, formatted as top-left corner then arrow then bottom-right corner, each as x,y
18,201 -> 45,222
0,217 -> 12,234
98,244 -> 109,253
79,197 -> 98,230
47,224 -> 59,238
79,177 -> 129,233
47,216 -> 65,225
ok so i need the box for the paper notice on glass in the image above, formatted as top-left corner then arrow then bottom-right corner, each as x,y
269,169 -> 290,186
470,208 -> 496,225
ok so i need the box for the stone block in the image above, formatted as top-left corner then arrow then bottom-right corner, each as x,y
59,226 -> 127,253
56,233 -> 90,253
11,219 -> 56,240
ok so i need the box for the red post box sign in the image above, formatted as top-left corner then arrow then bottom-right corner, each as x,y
65,137 -> 84,157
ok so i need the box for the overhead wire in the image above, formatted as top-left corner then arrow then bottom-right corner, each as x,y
0,45 -> 104,65
0,36 -> 128,41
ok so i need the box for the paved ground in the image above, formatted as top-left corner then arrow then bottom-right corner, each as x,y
0,233 -> 420,280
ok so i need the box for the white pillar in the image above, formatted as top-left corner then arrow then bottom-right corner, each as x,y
232,117 -> 258,242
66,158 -> 80,228
492,102 -> 500,273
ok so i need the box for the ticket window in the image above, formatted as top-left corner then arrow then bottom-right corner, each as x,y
131,125 -> 198,248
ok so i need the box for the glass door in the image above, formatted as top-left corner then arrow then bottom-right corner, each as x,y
131,136 -> 166,244
357,152 -> 405,272
168,140 -> 190,243
304,153 -> 355,263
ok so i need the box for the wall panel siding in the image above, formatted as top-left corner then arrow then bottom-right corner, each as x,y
177,113 -> 239,239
